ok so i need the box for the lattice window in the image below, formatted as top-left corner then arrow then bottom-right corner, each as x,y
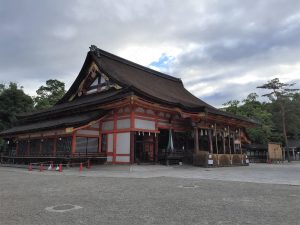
76,137 -> 99,153
56,137 -> 72,156
18,140 -> 28,156
41,139 -> 54,156
30,139 -> 40,156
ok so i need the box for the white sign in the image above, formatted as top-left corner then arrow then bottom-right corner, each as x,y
208,160 -> 213,165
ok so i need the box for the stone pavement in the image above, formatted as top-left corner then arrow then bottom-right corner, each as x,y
63,161 -> 300,185
3,161 -> 299,185
0,162 -> 299,225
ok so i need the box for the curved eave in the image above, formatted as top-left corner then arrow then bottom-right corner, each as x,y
206,109 -> 260,127
18,89 -> 131,121
0,111 -> 107,137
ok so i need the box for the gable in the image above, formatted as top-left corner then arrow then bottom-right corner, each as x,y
69,61 -> 122,101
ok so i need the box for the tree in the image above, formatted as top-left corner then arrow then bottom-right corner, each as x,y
0,82 -> 34,131
223,93 -> 273,144
257,78 -> 299,162
34,79 -> 66,110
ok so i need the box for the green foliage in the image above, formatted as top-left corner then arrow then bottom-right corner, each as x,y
223,93 -> 273,144
257,78 -> 299,150
223,78 -> 300,146
0,82 -> 34,131
34,79 -> 66,110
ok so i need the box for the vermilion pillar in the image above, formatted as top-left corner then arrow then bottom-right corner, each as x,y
71,132 -> 76,155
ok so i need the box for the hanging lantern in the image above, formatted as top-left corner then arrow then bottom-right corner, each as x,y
205,130 -> 208,136
200,129 -> 203,136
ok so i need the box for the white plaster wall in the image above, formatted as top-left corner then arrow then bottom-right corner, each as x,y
117,119 -> 130,129
116,156 -> 130,163
116,132 -> 130,154
107,156 -> 113,162
77,130 -> 99,136
107,134 -> 113,153
135,119 -> 155,130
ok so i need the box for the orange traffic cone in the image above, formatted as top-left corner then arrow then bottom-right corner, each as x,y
39,163 -> 44,172
79,163 -> 83,172
59,164 -> 63,172
28,163 -> 32,171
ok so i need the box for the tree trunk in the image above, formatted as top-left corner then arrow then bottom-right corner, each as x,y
281,104 -> 290,162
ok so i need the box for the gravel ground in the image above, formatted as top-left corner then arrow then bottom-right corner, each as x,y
0,163 -> 299,225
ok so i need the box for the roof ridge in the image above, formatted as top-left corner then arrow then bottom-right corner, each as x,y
89,45 -> 182,83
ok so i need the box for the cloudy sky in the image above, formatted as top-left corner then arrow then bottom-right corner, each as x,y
1,0 -> 300,107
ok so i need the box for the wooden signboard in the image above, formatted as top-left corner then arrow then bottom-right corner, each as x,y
268,143 -> 283,161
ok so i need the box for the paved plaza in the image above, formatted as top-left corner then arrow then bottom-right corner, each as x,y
0,162 -> 299,225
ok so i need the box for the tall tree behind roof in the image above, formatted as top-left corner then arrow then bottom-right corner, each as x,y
257,78 -> 300,162
0,82 -> 33,131
34,79 -> 66,110
223,93 -> 273,144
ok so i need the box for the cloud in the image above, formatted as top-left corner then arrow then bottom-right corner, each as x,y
0,0 -> 300,107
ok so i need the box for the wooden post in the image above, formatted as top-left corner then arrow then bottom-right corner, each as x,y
228,126 -> 232,164
71,132 -> 76,155
16,140 -> 19,157
228,126 -> 231,154
239,128 -> 242,155
130,106 -> 135,164
130,131 -> 135,164
113,110 -> 117,164
155,133 -> 158,163
223,130 -> 226,154
130,105 -> 135,129
208,129 -> 213,154
215,124 -> 218,155
194,127 -> 199,154
233,129 -> 236,154
39,135 -> 43,156
98,121 -> 102,153
27,136 -> 30,156
53,137 -> 57,157
215,124 -> 219,165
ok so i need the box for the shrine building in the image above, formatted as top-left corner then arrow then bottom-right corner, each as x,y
0,45 -> 257,166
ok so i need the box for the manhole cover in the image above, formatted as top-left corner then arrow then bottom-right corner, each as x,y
45,204 -> 82,213
178,185 -> 199,189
